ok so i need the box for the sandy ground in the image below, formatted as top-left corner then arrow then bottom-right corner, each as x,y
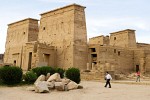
0,81 -> 150,100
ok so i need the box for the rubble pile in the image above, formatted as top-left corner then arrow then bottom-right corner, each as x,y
27,73 -> 83,93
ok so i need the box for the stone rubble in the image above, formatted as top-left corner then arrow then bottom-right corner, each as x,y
47,73 -> 61,82
27,73 -> 83,93
34,81 -> 49,93
46,73 -> 51,81
34,75 -> 46,84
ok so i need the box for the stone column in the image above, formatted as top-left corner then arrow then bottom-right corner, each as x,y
86,63 -> 90,70
92,63 -> 95,70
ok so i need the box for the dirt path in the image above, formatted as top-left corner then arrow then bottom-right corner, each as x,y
0,81 -> 150,100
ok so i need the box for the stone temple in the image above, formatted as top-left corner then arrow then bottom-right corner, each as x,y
3,4 -> 150,77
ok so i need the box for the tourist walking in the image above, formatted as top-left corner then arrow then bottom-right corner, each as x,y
136,71 -> 140,82
104,72 -> 112,88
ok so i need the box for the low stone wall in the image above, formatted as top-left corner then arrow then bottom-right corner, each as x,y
81,70 -> 104,81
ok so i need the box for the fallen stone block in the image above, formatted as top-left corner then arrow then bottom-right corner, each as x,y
61,78 -> 70,85
46,81 -> 55,90
34,81 -> 49,93
47,73 -> 61,82
34,75 -> 46,84
46,73 -> 50,81
67,81 -> 78,90
55,82 -> 65,91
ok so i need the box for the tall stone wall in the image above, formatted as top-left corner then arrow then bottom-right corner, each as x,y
4,18 -> 39,67
134,49 -> 150,73
38,4 -> 87,69
89,35 -> 109,45
145,54 -> 150,73
98,46 -> 134,73
73,5 -> 88,69
110,29 -> 136,48
137,43 -> 150,49
133,49 -> 145,73
89,45 -> 134,74
4,47 -> 22,67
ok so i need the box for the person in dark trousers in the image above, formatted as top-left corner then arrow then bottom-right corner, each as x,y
136,71 -> 140,82
104,72 -> 112,88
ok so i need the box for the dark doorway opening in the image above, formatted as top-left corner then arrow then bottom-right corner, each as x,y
136,65 -> 139,72
14,60 -> 16,66
28,52 -> 32,70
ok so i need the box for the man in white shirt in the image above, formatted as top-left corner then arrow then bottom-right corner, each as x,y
104,72 -> 112,88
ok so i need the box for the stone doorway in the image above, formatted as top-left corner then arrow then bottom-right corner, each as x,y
136,65 -> 139,72
44,54 -> 50,66
14,60 -> 16,66
28,52 -> 32,70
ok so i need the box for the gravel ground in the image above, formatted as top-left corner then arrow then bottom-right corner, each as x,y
0,81 -> 150,100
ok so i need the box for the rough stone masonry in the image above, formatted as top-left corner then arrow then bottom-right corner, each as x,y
3,4 -> 150,78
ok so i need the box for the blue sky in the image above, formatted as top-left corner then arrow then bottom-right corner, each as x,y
0,0 -> 150,53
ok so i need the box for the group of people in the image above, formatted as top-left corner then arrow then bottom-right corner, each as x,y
104,71 -> 141,88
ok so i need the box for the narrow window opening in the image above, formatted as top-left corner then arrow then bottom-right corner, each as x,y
118,51 -> 120,56
114,49 -> 116,53
91,48 -> 96,52
43,27 -> 46,30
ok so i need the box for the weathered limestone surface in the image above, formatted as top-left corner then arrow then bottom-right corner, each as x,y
4,4 -> 88,70
89,35 -> 109,45
109,29 -> 137,48
34,75 -> 46,84
88,29 -> 150,77
4,18 -> 40,70
38,4 -> 88,69
34,81 -> 50,93
61,78 -> 70,85
47,73 -> 61,82
89,45 -> 134,74
54,82 -> 65,91
67,81 -> 78,90
46,73 -> 51,80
